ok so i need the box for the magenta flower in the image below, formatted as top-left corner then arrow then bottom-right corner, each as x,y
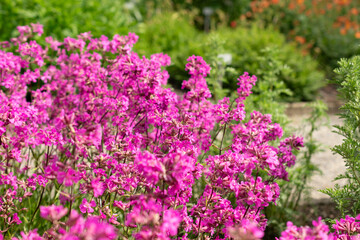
91,178 -> 105,197
278,218 -> 335,240
16,229 -> 42,240
79,198 -> 96,214
12,213 -> 22,225
57,168 -> 80,187
30,23 -> 44,36
40,205 -> 68,222
83,217 -> 117,240
228,220 -> 264,240
161,210 -> 181,236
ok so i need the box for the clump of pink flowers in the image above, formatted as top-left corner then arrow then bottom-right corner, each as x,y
0,23 -> 358,239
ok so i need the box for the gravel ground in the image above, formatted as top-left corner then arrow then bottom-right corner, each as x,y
286,84 -> 347,202
288,113 -> 346,201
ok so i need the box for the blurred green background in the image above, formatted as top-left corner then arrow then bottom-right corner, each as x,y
4,0 -> 357,102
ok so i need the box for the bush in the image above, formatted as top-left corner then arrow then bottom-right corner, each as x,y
0,0 -> 134,41
243,0 -> 360,74
212,25 -> 325,102
133,11 -> 201,88
321,56 -> 360,217
134,14 -> 325,101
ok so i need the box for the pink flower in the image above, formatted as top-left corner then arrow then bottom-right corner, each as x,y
40,205 -> 68,222
79,198 -> 96,214
91,178 -> 105,197
82,217 -> 117,240
228,220 -> 264,240
13,213 -> 22,225
30,23 -> 44,36
16,229 -> 43,240
161,210 -> 181,236
57,168 -> 80,187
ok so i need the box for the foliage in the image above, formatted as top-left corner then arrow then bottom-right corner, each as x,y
214,25 -> 325,102
320,56 -> 360,218
242,0 -> 360,74
243,47 -> 292,124
0,0 -> 136,41
135,14 -> 325,102
133,11 -> 201,88
169,0 -> 252,30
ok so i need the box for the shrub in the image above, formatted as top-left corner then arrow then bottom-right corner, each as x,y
135,14 -> 325,101
0,0 -> 134,41
243,0 -> 360,73
321,56 -> 360,217
133,11 -> 201,89
212,25 -> 325,102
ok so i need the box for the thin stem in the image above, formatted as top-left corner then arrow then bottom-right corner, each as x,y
30,186 -> 45,224
196,188 -> 214,239
199,126 -> 223,163
243,168 -> 259,219
68,186 -> 73,217
219,124 -> 227,155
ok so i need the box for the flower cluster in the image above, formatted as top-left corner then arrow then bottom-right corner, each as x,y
0,23 -> 354,240
278,216 -> 360,240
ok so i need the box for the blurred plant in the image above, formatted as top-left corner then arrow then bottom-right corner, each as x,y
201,35 -> 237,101
0,0 -> 136,40
241,0 -> 360,74
167,0 -> 253,30
244,47 -> 292,125
212,25 -> 325,102
135,15 -> 325,102
321,56 -> 360,218
133,12 -> 201,88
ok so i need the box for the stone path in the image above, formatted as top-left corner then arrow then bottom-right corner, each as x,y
287,108 -> 346,201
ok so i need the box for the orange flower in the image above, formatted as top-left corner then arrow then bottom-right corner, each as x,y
355,32 -> 360,39
289,2 -> 295,9
350,8 -> 358,15
340,28 -> 347,35
345,20 -> 352,30
335,0 -> 351,6
262,1 -> 270,8
295,36 -> 306,44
